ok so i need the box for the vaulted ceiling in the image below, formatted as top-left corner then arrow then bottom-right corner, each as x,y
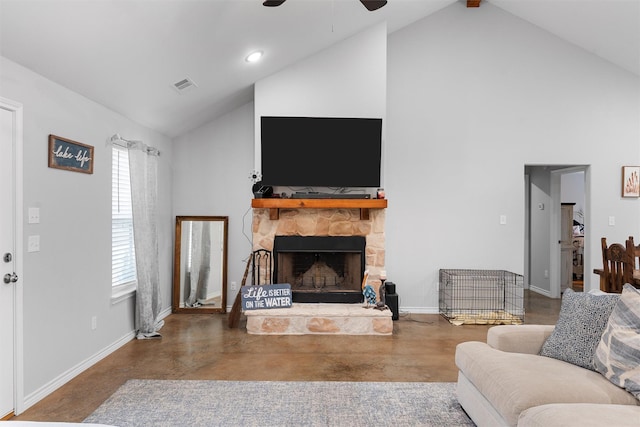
1,0 -> 638,138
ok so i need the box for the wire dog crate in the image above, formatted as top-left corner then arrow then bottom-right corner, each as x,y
439,269 -> 524,325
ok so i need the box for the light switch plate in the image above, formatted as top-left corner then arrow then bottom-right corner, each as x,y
28,207 -> 40,224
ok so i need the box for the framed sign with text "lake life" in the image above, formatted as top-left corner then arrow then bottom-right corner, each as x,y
48,134 -> 94,174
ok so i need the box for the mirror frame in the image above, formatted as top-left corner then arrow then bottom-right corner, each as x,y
173,215 -> 229,313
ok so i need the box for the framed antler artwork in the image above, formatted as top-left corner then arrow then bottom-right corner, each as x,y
622,166 -> 639,198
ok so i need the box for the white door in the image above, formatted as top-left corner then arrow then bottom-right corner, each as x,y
550,166 -> 589,297
560,204 -> 574,293
0,101 -> 19,418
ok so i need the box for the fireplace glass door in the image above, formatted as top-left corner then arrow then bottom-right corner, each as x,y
273,236 -> 365,303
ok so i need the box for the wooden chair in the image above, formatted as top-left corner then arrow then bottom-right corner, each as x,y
599,237 -> 629,293
627,236 -> 640,269
625,236 -> 640,286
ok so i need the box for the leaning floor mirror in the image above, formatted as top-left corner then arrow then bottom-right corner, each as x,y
173,216 -> 228,313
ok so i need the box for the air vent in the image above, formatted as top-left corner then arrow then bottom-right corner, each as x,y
172,77 -> 197,93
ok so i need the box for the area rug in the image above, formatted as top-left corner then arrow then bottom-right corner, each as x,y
84,380 -> 474,426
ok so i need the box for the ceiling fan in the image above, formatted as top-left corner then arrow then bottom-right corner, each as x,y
263,1 -> 388,12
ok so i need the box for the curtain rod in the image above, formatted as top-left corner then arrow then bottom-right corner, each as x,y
110,133 -> 161,156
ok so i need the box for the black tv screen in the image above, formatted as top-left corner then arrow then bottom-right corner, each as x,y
260,116 -> 382,188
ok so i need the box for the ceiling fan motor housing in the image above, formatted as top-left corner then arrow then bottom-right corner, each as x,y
263,0 -> 387,11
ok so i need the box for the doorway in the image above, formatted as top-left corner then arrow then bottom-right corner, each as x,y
526,165 -> 589,299
0,97 -> 24,418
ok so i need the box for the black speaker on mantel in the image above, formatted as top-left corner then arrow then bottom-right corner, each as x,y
385,282 -> 399,321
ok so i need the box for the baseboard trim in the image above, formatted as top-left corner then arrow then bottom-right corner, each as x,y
398,306 -> 439,314
22,330 -> 136,412
21,307 -> 173,413
529,285 -> 551,298
158,306 -> 172,321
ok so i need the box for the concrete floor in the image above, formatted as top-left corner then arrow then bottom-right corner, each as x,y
11,290 -> 560,423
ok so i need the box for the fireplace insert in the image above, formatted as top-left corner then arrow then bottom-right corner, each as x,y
273,236 -> 366,303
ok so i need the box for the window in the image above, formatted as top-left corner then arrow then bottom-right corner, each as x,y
112,145 -> 136,294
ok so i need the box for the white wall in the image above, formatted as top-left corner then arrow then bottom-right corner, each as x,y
254,22 -> 387,187
529,168 -> 552,293
172,102 -> 255,302
386,2 -> 639,310
0,57 -> 174,407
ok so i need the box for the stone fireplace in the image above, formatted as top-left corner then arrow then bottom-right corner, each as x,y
252,205 -> 386,301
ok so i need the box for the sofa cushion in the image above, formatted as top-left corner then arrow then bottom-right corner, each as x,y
539,288 -> 619,370
455,341 -> 638,426
487,325 -> 555,354
517,403 -> 640,427
594,284 -> 640,400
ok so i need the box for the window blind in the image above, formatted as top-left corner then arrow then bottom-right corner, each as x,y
112,145 -> 137,287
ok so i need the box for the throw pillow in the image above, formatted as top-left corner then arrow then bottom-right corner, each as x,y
539,288 -> 619,370
594,284 -> 640,399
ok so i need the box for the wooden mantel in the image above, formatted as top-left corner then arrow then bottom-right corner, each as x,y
251,198 -> 388,220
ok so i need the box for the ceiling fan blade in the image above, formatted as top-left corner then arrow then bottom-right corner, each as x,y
360,0 -> 387,11
263,0 -> 286,6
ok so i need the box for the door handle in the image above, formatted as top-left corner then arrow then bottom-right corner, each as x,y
3,272 -> 18,284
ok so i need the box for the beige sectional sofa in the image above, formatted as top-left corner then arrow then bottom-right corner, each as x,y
455,324 -> 640,426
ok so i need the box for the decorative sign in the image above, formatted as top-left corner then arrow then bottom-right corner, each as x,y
48,134 -> 94,174
241,283 -> 292,310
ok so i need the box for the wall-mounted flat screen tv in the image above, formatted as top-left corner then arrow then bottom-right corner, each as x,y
260,116 -> 382,188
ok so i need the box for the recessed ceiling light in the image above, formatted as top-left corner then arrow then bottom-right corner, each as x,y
245,51 -> 263,63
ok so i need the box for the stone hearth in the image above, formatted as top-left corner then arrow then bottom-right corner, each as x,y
245,303 -> 393,335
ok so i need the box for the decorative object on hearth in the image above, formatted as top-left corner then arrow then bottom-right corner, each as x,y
361,270 -> 376,307
375,271 -> 386,310
241,283 -> 292,310
252,249 -> 272,285
363,285 -> 376,306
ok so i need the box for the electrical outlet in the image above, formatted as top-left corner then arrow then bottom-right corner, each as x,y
499,215 -> 507,225
27,235 -> 40,252
231,281 -> 237,291
608,216 -> 615,226
91,316 -> 97,330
